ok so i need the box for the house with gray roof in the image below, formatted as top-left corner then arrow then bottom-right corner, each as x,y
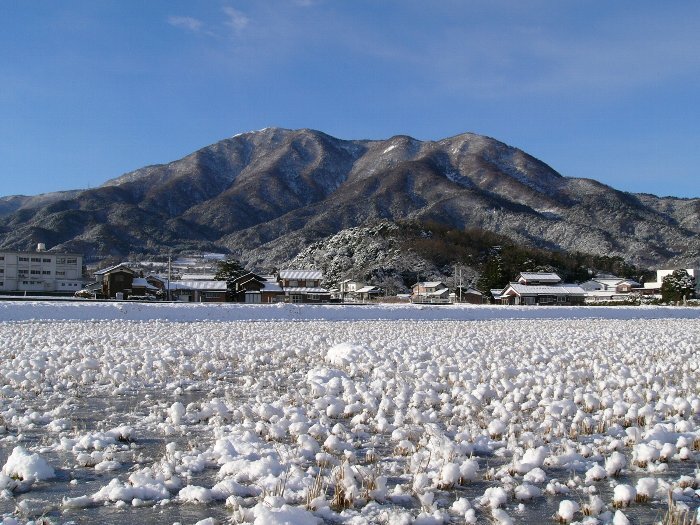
169,280 -> 229,302
580,276 -> 642,302
411,281 -> 450,304
278,269 -> 331,303
492,271 -> 585,305
516,272 -> 563,285
499,282 -> 585,305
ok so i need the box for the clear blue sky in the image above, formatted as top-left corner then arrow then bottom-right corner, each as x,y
1,1 -> 699,198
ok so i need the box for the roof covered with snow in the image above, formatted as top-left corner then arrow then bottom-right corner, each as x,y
279,270 -> 323,280
415,288 -> 450,297
504,283 -> 585,296
94,263 -> 135,276
262,281 -> 283,292
355,286 -> 382,293
171,280 -> 228,291
284,287 -> 330,294
583,290 -> 633,298
132,277 -> 158,290
413,282 -> 445,288
180,273 -> 218,281
517,272 -> 562,283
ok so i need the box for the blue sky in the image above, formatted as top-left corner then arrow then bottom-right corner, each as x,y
1,1 -> 699,198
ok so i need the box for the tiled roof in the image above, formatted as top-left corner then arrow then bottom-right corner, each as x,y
180,273 -> 218,281
94,263 -> 135,275
518,272 -> 561,282
171,280 -> 228,291
505,283 -> 585,295
279,269 -> 323,280
132,277 -> 158,290
284,287 -> 330,294
262,282 -> 283,292
355,286 -> 381,293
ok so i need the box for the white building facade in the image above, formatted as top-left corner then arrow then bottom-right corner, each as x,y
645,268 -> 700,295
0,246 -> 83,293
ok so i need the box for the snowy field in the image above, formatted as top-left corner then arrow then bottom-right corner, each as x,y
2,300 -> 700,323
0,302 -> 699,525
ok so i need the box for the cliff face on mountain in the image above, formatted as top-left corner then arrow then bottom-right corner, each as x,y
1,127 -> 698,271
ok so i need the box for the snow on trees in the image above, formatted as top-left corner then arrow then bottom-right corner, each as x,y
660,269 -> 696,302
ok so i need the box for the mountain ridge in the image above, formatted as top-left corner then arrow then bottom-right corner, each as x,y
0,128 -> 698,272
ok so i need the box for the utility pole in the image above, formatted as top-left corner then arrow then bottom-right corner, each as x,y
167,254 -> 172,301
416,271 -> 420,303
459,266 -> 463,303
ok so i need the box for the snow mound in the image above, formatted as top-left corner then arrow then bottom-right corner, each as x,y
251,502 -> 320,524
2,446 -> 55,482
325,342 -> 379,369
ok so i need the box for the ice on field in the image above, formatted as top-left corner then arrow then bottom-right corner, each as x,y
0,303 -> 699,523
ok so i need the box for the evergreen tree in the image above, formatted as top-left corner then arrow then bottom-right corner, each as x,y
214,258 -> 247,286
660,269 -> 696,303
477,253 -> 505,294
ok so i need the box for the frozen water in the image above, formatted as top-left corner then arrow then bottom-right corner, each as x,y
0,301 -> 698,524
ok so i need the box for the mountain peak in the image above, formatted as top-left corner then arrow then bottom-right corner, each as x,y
0,129 -> 697,270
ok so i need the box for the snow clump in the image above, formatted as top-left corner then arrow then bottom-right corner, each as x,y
2,446 -> 55,482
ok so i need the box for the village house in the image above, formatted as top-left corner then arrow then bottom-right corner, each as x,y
452,286 -> 485,304
130,277 -> 160,298
333,280 -> 383,302
411,281 -> 450,304
229,272 -> 284,303
146,274 -> 169,295
354,285 -> 383,302
336,279 -> 363,301
143,274 -> 227,301
278,269 -> 331,303
94,263 -> 136,299
169,280 -> 228,302
580,276 -> 642,302
495,272 -> 585,305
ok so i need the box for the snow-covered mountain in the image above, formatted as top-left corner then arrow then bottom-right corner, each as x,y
0,127 -> 698,270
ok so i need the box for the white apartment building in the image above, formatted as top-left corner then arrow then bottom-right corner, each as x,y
0,244 -> 83,293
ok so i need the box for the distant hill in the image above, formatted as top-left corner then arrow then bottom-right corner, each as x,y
1,128 -> 698,277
